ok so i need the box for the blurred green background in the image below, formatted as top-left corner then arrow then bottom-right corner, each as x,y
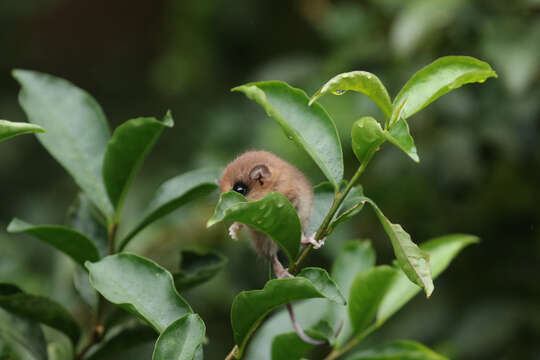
1,0 -> 539,359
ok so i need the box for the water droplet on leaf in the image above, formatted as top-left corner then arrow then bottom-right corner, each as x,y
333,90 -> 347,95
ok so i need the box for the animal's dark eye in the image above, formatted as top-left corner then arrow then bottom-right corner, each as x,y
232,182 -> 248,196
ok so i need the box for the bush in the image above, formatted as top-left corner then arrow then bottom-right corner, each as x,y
0,56 -> 495,359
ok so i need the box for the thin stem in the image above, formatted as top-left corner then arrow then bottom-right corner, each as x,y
77,221 -> 118,359
224,345 -> 238,360
108,222 -> 118,254
224,148 -> 378,358
323,323 -> 378,360
291,149 -> 375,274
76,296 -> 105,360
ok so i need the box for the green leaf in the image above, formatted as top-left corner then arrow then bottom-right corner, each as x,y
7,218 -> 100,268
231,267 -> 345,357
86,326 -> 156,360
86,253 -> 191,333
173,249 -> 228,292
0,308 -> 48,360
346,339 -> 448,360
103,113 -> 174,217
153,314 -> 205,360
233,81 -> 343,188
308,182 -> 365,235
67,193 -> 108,257
364,200 -> 434,297
332,241 -> 376,300
388,97 -> 407,129
271,325 -> 330,360
329,186 -> 365,233
307,182 -> 335,234
331,241 -> 376,347
393,56 -> 497,119
244,241 -> 375,359
13,69 -> 113,219
351,117 -> 385,164
377,234 -> 478,322
120,168 -> 221,251
348,266 -> 398,333
0,284 -> 80,344
207,191 -> 302,263
385,118 -> 419,163
0,120 -> 45,143
309,71 -> 392,119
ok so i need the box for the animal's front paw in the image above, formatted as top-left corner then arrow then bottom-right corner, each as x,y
228,222 -> 243,241
301,233 -> 326,249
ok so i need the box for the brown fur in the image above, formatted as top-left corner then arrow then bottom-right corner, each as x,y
220,150 -> 313,259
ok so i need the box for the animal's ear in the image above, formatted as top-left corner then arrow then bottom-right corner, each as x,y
249,164 -> 271,182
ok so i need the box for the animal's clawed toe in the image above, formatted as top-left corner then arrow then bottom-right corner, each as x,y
301,233 -> 325,249
228,222 -> 243,241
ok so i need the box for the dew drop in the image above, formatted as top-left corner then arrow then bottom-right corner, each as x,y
333,90 -> 347,95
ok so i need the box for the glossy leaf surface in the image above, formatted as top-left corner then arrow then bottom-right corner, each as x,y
153,314 -> 205,360
394,56 -> 497,119
233,81 -> 343,188
231,267 -> 345,356
103,113 -> 173,215
7,218 -> 100,268
378,234 -> 478,322
307,182 -> 335,234
351,117 -> 385,164
348,266 -> 398,333
271,326 -> 330,360
330,185 -> 365,233
386,118 -> 419,162
86,253 -> 191,333
332,241 -> 377,347
366,200 -> 433,297
207,191 -> 301,262
0,284 -> 80,344
0,120 -> 44,142
310,71 -> 392,119
120,167 -> 221,250
243,241 -> 375,359
68,193 -> 108,257
173,249 -> 228,292
13,69 -> 113,219
308,182 -> 365,235
346,339 -> 447,360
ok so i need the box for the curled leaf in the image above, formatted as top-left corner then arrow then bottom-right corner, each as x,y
233,81 -> 343,189
310,71 -> 392,119
207,191 -> 301,263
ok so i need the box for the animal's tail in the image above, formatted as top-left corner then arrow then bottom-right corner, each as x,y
286,303 -> 325,345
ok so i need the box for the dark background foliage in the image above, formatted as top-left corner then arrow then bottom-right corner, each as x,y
1,0 -> 539,359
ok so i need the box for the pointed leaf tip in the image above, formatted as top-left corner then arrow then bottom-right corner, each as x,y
394,56 -> 498,119
233,81 -> 343,188
311,71 -> 392,118
13,69 -> 113,219
7,218 -> 100,268
103,116 -> 173,214
162,110 -> 174,127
